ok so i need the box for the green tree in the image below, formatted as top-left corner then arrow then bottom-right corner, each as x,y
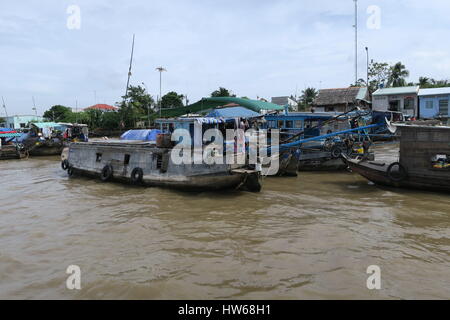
161,91 -> 184,109
389,62 -> 410,87
101,111 -> 122,130
116,85 -> 155,128
43,105 -> 72,122
418,77 -> 431,87
298,87 -> 318,111
368,61 -> 391,92
211,87 -> 236,97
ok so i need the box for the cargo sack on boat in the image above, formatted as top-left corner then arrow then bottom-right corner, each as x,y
156,133 -> 172,148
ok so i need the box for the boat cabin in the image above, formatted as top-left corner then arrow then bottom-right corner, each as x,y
263,112 -> 352,139
398,125 -> 450,178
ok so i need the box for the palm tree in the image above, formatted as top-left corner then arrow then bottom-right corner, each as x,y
418,77 -> 431,87
211,87 -> 235,97
298,87 -> 318,111
388,62 -> 410,87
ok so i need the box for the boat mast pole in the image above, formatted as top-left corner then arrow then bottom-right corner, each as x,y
125,34 -> 135,98
2,96 -> 8,118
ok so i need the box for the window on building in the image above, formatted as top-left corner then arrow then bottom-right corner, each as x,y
404,98 -> 414,110
426,101 -> 434,109
439,99 -> 449,115
278,120 -> 284,128
285,121 -> 294,128
325,106 -> 335,112
294,120 -> 302,128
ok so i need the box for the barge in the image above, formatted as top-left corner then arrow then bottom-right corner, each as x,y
63,117 -> 262,192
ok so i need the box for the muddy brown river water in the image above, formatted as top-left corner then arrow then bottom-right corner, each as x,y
0,144 -> 449,299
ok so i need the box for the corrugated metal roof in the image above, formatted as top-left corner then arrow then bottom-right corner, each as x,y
418,88 -> 450,96
356,87 -> 369,101
31,122 -> 63,129
84,104 -> 118,111
373,86 -> 419,96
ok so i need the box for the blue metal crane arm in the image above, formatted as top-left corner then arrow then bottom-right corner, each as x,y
262,123 -> 383,153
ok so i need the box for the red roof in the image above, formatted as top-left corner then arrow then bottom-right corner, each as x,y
84,104 -> 118,111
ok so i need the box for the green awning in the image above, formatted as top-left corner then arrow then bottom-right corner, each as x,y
31,122 -> 63,129
160,97 -> 285,118
0,133 -> 21,138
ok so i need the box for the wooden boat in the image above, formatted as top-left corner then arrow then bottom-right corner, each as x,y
63,118 -> 262,192
344,123 -> 450,192
24,123 -> 88,156
264,111 -> 377,171
0,129 -> 28,160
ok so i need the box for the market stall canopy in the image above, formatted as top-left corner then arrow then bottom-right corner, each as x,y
206,107 -> 260,119
160,97 -> 284,118
30,122 -> 65,129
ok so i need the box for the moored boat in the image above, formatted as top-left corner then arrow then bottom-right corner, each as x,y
0,128 -> 27,160
63,117 -> 262,192
344,123 -> 450,192
22,122 -> 88,156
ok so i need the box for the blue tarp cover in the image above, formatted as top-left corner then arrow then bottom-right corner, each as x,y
206,107 -> 260,119
120,129 -> 162,141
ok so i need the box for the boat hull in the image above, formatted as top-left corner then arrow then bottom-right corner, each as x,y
0,146 -> 28,160
65,142 -> 262,192
344,156 -> 450,193
298,158 -> 347,171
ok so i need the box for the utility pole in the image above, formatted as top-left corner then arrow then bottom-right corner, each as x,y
156,67 -> 167,117
365,47 -> 369,88
354,0 -> 358,85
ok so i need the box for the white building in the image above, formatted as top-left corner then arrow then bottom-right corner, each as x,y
271,96 -> 298,111
0,115 -> 44,129
372,86 -> 420,117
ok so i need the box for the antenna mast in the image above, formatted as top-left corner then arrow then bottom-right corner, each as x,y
125,34 -> 135,98
32,96 -> 37,116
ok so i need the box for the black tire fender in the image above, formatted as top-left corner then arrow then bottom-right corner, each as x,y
67,165 -> 75,177
330,146 -> 343,159
100,165 -> 113,182
130,167 -> 144,184
387,162 -> 408,182
61,159 -> 69,171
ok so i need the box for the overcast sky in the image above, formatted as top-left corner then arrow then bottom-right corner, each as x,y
1,0 -> 450,116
